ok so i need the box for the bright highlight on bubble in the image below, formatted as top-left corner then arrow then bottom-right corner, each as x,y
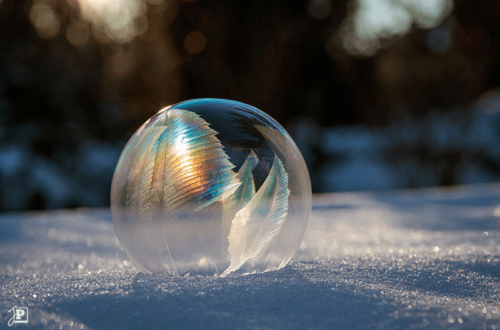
111,99 -> 312,276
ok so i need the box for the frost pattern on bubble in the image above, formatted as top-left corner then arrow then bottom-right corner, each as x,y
224,155 -> 289,275
111,99 -> 311,276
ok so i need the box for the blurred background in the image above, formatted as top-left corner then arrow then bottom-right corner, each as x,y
0,0 -> 499,211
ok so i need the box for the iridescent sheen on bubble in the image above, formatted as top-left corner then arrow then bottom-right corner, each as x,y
111,99 -> 311,276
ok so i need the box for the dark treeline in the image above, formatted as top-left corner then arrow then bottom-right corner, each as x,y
0,0 -> 499,210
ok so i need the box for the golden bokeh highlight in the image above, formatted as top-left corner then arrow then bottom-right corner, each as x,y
184,31 -> 207,54
66,22 -> 92,48
29,2 -> 60,39
76,0 -> 147,43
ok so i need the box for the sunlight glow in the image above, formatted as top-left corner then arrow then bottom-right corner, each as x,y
75,0 -> 149,43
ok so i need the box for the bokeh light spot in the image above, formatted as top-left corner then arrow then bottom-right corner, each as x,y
184,31 -> 206,54
76,0 -> 149,43
355,0 -> 412,41
338,0 -> 453,55
401,0 -> 450,28
66,22 -> 92,48
29,2 -> 60,39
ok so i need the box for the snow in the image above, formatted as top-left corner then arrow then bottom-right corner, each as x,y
0,143 -> 123,211
1,183 -> 500,329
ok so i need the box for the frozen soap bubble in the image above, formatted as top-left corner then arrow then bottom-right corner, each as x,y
111,99 -> 311,276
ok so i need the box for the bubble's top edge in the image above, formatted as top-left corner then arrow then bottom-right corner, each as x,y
169,98 -> 258,111
165,98 -> 287,133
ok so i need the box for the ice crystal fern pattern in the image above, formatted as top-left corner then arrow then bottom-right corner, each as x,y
111,99 -> 311,276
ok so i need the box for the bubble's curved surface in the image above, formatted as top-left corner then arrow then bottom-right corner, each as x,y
111,99 -> 312,276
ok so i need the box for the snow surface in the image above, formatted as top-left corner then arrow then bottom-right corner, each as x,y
1,183 -> 500,329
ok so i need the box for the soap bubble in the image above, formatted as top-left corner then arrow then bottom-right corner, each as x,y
111,99 -> 311,276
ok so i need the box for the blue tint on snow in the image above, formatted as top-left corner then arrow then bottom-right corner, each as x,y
1,184 -> 499,329
318,92 -> 500,192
